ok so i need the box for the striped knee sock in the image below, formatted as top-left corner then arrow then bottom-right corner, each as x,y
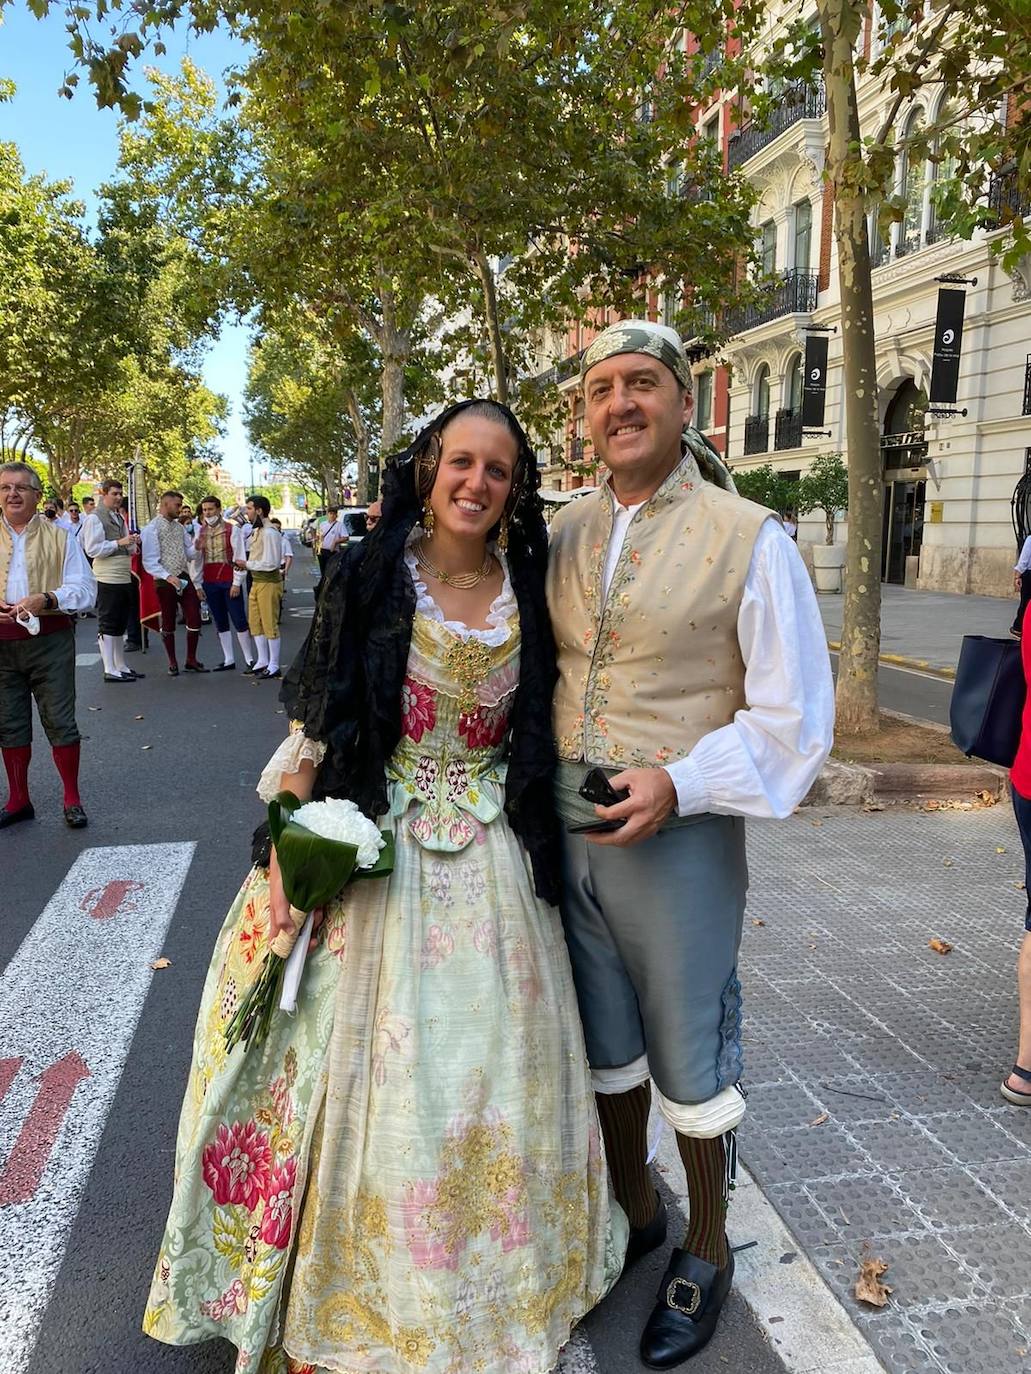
594,1083 -> 656,1229
676,1130 -> 732,1268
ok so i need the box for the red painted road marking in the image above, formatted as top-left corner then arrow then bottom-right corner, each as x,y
0,1057 -> 22,1103
0,1052 -> 91,1207
79,879 -> 146,921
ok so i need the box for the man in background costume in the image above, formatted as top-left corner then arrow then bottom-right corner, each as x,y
241,494 -> 283,679
141,490 -> 207,675
0,461 -> 96,828
547,321 -> 834,1366
81,477 -> 144,683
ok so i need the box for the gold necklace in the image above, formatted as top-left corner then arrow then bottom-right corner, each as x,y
415,541 -> 494,589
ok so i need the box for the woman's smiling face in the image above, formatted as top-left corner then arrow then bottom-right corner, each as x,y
427,415 -> 517,543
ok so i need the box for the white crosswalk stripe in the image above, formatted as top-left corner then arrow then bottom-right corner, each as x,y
0,843 -> 195,1374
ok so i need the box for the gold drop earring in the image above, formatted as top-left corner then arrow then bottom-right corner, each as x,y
423,501 -> 435,537
497,513 -> 509,553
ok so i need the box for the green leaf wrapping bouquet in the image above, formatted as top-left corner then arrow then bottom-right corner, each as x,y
225,792 -> 395,1052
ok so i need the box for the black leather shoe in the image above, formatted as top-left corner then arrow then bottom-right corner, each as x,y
125,641 -> 142,653
167,664 -> 180,676
121,669 -> 145,680
184,661 -> 209,673
258,667 -> 281,680
242,661 -> 257,674
639,1245 -> 734,1369
626,1194 -> 668,1267
104,672 -> 131,683
0,804 -> 35,829
213,662 -> 235,672
63,804 -> 88,829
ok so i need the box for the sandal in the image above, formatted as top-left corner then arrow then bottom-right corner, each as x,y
1000,1063 -> 1031,1105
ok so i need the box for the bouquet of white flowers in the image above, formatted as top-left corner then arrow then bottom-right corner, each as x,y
226,793 -> 394,1052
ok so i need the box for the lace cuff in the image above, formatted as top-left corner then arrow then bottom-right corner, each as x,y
256,726 -> 327,802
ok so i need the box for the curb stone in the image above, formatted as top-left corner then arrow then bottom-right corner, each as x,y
826,640 -> 956,681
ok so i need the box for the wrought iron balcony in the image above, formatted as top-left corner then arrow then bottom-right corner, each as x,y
1023,354 -> 1031,417
727,83 -> 825,171
989,169 -> 1031,223
774,408 -> 803,451
724,268 -> 819,334
568,437 -> 586,465
699,47 -> 723,78
743,415 -> 770,456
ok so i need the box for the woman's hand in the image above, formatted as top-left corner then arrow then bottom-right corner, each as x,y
268,845 -> 325,950
267,845 -> 294,943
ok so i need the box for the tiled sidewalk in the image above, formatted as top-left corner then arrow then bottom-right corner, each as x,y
739,804 -> 1031,1374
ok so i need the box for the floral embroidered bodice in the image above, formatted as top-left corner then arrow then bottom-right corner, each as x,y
389,548 -> 519,852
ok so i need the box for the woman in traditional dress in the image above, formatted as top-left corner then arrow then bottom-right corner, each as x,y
143,399 -> 627,1374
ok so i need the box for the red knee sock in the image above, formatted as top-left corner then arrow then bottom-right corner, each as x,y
186,629 -> 201,666
51,742 -> 81,808
162,633 -> 178,669
2,745 -> 31,812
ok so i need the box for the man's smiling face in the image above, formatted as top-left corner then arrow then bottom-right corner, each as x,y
583,353 -> 692,481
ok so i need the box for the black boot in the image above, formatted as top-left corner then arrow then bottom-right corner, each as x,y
639,1245 -> 734,1368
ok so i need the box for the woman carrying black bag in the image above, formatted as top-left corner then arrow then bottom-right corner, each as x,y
1004,629 -> 1031,1106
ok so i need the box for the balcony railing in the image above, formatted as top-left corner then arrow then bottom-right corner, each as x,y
532,352 -> 582,390
774,408 -> 803,451
724,268 -> 819,334
727,82 -> 825,170
699,47 -> 723,77
1023,355 -> 1031,417
989,169 -> 1031,223
881,430 -> 929,468
744,415 -> 770,456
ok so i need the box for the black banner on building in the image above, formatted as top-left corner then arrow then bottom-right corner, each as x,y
801,334 -> 829,427
929,288 -> 966,405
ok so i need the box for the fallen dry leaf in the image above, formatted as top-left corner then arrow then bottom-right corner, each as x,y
752,918 -> 766,927
929,938 -> 953,955
925,799 -> 941,810
150,957 -> 172,970
809,1112 -> 829,1127
855,1254 -> 892,1307
943,857 -> 954,867
997,846 -> 1007,854
811,818 -> 823,827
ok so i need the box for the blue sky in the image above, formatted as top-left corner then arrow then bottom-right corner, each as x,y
0,1 -> 258,483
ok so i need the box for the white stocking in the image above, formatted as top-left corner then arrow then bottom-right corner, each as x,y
218,630 -> 234,666
252,634 -> 269,670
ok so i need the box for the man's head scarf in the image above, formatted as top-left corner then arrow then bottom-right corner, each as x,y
580,319 -> 693,393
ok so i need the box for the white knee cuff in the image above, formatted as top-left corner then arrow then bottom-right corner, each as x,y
656,1084 -> 746,1137
592,1054 -> 651,1094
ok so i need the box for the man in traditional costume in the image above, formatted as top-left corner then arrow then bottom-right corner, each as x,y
242,494 -> 283,679
546,321 -> 834,1366
141,490 -> 208,675
196,494 -> 256,672
81,477 -> 144,683
0,462 -> 96,828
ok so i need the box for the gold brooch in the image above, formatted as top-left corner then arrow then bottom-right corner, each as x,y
444,637 -> 493,714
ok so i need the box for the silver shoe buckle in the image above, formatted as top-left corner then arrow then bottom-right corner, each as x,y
666,1276 -> 703,1316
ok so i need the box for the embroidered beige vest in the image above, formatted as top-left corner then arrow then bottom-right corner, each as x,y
547,453 -> 771,768
0,515 -> 68,614
92,505 -> 133,584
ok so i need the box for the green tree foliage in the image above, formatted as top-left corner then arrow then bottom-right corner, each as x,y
732,463 -> 798,515
797,451 -> 849,545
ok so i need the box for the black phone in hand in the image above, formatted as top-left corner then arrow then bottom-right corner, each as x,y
566,767 -> 630,834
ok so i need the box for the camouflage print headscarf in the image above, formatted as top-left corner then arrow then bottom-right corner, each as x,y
580,319 -> 693,393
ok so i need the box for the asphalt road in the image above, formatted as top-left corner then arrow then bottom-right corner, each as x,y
830,651 -> 954,727
2,552 -> 787,1374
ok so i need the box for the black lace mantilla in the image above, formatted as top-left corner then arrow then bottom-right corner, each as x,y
279,400 -> 562,905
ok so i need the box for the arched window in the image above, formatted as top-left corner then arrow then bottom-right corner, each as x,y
786,352 -> 804,413
928,104 -> 957,244
898,110 -> 926,255
755,363 -> 771,418
793,200 -> 812,271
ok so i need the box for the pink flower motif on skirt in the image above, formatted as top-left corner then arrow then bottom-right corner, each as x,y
201,1277 -> 249,1321
259,1155 -> 296,1249
402,1178 -> 459,1271
421,924 -> 455,970
201,1120 -> 273,1211
401,677 -> 437,742
473,920 -> 498,958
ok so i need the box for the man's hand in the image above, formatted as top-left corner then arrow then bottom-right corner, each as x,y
12,593 -> 47,618
230,584 -> 241,599
586,766 -> 677,847
118,534 -> 137,548
0,599 -> 16,624
165,576 -> 180,589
